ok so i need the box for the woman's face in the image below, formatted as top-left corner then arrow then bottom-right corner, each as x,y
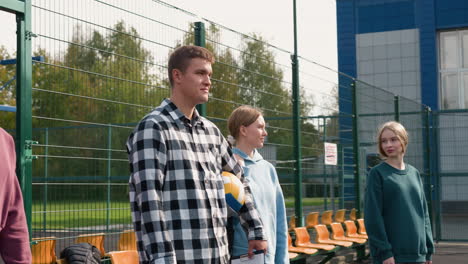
380,128 -> 404,158
241,115 -> 268,149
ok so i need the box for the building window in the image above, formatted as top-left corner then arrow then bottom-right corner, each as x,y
439,30 -> 468,109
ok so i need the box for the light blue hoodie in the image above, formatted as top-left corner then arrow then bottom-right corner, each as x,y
231,148 -> 289,264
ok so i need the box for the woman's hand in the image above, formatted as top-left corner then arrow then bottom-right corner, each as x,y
425,261 -> 432,264
383,257 -> 395,264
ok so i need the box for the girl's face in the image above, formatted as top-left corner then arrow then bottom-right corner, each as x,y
380,129 -> 404,158
241,115 -> 268,149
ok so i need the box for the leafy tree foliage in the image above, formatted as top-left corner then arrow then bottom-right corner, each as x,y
28,21 -> 158,189
0,46 -> 17,130
1,20 -> 326,188
178,25 -> 322,167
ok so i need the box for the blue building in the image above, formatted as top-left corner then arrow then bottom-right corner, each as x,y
337,0 -> 468,110
336,0 -> 468,240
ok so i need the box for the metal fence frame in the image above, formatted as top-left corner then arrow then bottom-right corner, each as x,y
2,0 -> 467,255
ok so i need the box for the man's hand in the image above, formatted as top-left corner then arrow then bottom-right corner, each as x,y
247,240 -> 267,258
383,257 -> 395,264
425,261 -> 432,264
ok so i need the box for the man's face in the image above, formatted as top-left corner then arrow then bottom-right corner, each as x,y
174,58 -> 212,106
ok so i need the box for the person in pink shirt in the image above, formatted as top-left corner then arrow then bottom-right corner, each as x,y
0,128 -> 31,264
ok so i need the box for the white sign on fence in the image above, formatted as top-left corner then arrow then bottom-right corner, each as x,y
324,142 -> 337,165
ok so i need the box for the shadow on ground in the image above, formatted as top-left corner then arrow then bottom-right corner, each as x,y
304,241 -> 468,263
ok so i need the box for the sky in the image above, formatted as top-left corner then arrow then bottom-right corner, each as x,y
0,0 -> 337,68
0,12 -> 16,54
169,0 -> 337,68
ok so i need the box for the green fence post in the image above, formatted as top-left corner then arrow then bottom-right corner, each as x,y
322,117 -> 328,211
15,0 -> 33,237
433,113 -> 442,240
423,106 -> 434,235
351,81 -> 362,217
194,21 -> 207,117
394,95 -> 400,122
106,125 -> 112,233
292,0 -> 303,227
338,144 -> 344,209
43,128 -> 49,232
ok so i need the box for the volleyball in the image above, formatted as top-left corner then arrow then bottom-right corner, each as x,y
222,171 -> 245,211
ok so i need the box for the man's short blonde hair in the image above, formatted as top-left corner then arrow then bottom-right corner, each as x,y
376,121 -> 408,157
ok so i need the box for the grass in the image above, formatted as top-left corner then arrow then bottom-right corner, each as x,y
31,198 -> 340,229
284,197 -> 339,208
32,200 -> 131,229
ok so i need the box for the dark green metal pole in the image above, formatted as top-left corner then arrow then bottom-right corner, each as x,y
434,113 -> 442,240
106,125 -> 112,233
339,144 -> 344,209
423,106 -> 433,227
351,81 -> 362,217
43,128 -> 48,232
394,95 -> 400,122
194,21 -> 207,117
292,0 -> 303,227
323,118 -> 328,211
16,0 -> 33,237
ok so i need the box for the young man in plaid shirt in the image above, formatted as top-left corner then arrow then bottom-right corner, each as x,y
127,45 -> 267,264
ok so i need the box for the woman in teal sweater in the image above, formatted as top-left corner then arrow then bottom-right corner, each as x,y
364,121 -> 434,264
227,105 -> 289,264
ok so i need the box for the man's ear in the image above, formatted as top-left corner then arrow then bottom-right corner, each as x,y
172,69 -> 182,84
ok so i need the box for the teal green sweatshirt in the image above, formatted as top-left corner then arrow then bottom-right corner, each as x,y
364,162 -> 434,264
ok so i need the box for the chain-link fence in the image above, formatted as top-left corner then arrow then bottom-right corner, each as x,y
434,110 -> 468,241
2,0 -> 467,260
353,80 -> 429,218
0,0 -> 355,254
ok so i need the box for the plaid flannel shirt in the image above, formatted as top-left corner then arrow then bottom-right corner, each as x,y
127,99 -> 265,264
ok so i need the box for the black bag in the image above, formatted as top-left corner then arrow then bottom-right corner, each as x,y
60,243 -> 101,264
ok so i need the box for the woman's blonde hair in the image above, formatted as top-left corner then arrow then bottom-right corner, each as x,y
376,121 -> 409,157
227,106 -> 263,143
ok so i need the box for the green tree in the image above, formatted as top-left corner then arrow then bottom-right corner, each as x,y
324,84 -> 339,140
0,46 -> 16,130
177,24 -> 322,166
30,21 -> 158,186
237,36 -> 320,163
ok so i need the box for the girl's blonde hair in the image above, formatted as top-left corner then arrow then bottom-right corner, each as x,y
227,106 -> 263,143
377,121 -> 409,157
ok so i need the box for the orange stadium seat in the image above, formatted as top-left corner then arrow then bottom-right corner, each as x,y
314,224 -> 353,248
294,227 -> 336,251
106,250 -> 138,264
75,233 -> 105,257
118,230 -> 137,251
306,212 -> 319,229
31,237 -> 57,264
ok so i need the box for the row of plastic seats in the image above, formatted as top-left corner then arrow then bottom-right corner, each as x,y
287,209 -> 368,263
289,209 -> 366,236
31,230 -> 137,264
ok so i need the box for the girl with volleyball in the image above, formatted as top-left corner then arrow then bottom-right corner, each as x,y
227,105 -> 289,264
364,121 -> 434,264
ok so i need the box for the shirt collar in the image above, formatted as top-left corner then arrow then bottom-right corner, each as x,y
162,98 -> 205,129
